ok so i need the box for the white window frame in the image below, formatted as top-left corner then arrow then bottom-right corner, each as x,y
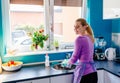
2,0 -> 53,55
1,0 -> 86,56
1,0 -> 11,49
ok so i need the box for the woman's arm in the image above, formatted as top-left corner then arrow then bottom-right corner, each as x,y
69,37 -> 82,64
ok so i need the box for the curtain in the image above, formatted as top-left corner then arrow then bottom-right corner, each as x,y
10,0 -> 82,7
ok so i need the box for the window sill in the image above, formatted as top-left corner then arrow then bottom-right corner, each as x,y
4,49 -> 73,57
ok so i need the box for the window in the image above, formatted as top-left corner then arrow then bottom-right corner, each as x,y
2,0 -> 84,56
54,0 -> 83,49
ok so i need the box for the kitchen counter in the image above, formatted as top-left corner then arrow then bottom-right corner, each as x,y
0,60 -> 120,83
95,60 -> 120,77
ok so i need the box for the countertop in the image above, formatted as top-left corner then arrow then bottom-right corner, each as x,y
0,60 -> 120,83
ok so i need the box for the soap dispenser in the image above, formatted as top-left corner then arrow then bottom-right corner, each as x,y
45,53 -> 50,67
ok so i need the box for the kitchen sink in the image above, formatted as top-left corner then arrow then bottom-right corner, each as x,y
52,63 -> 76,70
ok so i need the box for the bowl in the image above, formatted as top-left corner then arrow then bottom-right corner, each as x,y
2,61 -> 23,71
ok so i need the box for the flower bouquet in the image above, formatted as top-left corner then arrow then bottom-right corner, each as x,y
31,29 -> 48,50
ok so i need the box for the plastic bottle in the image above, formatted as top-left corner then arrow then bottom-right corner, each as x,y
45,53 -> 50,67
0,56 -> 2,74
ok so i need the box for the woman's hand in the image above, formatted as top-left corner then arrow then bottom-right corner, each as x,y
65,59 -> 72,68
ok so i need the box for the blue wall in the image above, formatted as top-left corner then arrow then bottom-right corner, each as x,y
2,52 -> 73,64
112,19 -> 120,33
87,0 -> 112,48
0,0 -> 113,63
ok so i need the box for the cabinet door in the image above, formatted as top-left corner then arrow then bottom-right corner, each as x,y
17,78 -> 49,83
32,78 -> 49,83
104,71 -> 120,83
103,0 -> 120,19
17,80 -> 32,83
97,70 -> 104,83
50,74 -> 73,83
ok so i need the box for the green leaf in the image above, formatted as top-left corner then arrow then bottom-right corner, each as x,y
39,41 -> 44,48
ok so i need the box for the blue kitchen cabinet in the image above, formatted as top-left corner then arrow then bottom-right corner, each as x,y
50,74 -> 73,83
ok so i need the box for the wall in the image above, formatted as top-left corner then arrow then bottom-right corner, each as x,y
87,0 -> 112,48
3,52 -> 72,64
112,19 -> 120,33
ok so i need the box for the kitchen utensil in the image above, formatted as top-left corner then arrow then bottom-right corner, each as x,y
94,36 -> 107,60
105,48 -> 116,60
95,53 -> 106,60
95,36 -> 106,49
94,48 -> 106,60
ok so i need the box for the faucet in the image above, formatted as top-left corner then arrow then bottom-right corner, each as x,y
66,53 -> 71,59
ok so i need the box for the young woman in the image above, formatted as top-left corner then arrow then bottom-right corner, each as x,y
68,18 -> 98,83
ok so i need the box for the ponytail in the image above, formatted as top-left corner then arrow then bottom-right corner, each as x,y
86,24 -> 95,43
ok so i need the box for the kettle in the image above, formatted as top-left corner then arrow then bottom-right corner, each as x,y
105,48 -> 116,60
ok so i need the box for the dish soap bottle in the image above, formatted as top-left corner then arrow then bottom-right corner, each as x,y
0,56 -> 2,74
45,53 -> 50,67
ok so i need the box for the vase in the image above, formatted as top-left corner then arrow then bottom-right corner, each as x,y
34,46 -> 45,52
55,47 -> 59,50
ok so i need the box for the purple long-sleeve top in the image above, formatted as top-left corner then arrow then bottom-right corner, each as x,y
69,35 -> 96,75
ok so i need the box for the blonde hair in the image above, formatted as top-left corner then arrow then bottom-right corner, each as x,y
76,18 -> 94,43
